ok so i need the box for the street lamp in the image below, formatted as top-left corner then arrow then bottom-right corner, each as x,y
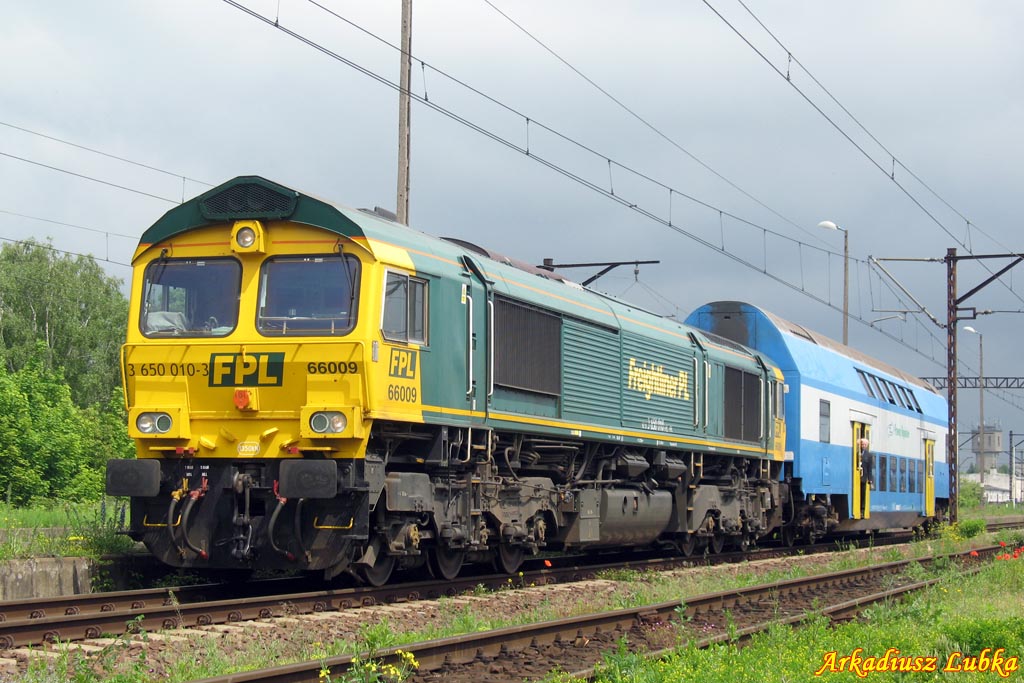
964,325 -> 985,488
818,220 -> 849,345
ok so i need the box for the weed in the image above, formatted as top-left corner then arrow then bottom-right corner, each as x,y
957,518 -> 987,538
359,618 -> 398,652
595,567 -> 643,582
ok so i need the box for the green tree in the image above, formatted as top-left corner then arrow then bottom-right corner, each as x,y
0,239 -> 127,407
0,344 -> 132,505
959,479 -> 984,508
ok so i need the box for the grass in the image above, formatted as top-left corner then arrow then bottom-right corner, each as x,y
0,499 -> 136,562
573,549 -> 1024,682
0,501 -> 81,529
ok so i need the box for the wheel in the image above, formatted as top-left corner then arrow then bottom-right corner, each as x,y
709,534 -> 725,554
494,544 -> 525,574
677,534 -> 696,557
781,524 -> 797,548
428,546 -> 465,581
358,553 -> 396,587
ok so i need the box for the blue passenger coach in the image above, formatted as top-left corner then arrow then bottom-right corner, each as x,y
687,302 -> 948,539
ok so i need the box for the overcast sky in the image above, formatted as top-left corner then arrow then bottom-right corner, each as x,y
2,1 -> 1022,455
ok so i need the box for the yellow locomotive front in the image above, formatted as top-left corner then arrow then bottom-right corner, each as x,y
107,178 -> 398,576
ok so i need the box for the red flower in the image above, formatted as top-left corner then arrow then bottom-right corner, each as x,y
999,541 -> 1007,547
969,550 -> 979,557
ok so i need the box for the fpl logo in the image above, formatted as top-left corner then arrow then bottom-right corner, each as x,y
209,353 -> 285,387
389,349 -> 417,379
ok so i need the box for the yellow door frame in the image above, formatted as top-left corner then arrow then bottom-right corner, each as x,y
924,439 -> 935,517
851,422 -> 872,520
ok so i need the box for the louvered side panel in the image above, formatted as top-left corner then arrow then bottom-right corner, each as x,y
562,320 -> 621,425
621,333 -> 697,436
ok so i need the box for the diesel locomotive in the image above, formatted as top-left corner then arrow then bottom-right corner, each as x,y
105,176 -> 945,583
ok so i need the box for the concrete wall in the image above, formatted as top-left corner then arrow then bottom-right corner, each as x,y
0,557 -> 93,601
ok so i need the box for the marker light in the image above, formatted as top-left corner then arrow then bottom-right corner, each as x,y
310,411 -> 347,434
137,412 -> 173,434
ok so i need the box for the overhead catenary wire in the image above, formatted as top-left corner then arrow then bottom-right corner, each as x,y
0,209 -> 137,241
0,151 -> 180,205
0,120 -> 214,189
0,209 -> 139,265
704,0 -> 1024,312
0,233 -> 131,270
487,0 -> 1020,408
731,0 -> 1007,256
220,0 -> 963,376
299,0 -> 835,259
479,0 -> 830,249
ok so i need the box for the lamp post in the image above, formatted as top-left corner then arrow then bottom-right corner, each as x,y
964,326 -> 985,488
818,220 -> 849,345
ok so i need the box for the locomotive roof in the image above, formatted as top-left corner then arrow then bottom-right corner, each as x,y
139,176 -> 368,248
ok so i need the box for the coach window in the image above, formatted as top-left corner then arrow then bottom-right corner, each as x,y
869,375 -> 885,402
818,400 -> 830,443
891,383 -> 907,409
141,258 -> 241,338
906,389 -> 922,413
382,271 -> 428,344
257,255 -> 360,336
857,370 -> 875,398
877,455 -> 887,491
890,457 -> 898,492
899,458 -> 908,492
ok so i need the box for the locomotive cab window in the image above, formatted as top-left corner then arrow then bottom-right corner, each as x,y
141,258 -> 241,337
381,271 -> 428,344
257,254 -> 360,336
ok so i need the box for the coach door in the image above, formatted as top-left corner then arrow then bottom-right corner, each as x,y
460,255 -> 490,416
923,438 -> 935,516
851,421 -> 872,519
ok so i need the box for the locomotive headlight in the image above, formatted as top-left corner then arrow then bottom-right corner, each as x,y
236,226 -> 256,248
137,412 -> 173,434
310,411 -> 347,434
230,220 -> 265,253
137,414 -> 155,433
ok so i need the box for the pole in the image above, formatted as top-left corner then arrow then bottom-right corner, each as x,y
946,248 -> 958,522
842,228 -> 849,345
1011,430 -> 1016,509
396,0 -> 413,225
978,333 -> 985,488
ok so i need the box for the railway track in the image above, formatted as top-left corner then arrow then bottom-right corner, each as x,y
0,522 -> 1018,680
0,530 -> 920,650
185,545 -> 1000,683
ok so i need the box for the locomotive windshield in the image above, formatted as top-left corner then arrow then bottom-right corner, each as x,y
257,254 -> 360,336
140,258 -> 241,337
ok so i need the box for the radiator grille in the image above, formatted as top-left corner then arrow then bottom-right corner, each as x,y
495,297 -> 561,396
200,182 -> 296,220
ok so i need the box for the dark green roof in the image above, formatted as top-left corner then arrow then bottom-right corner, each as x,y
139,176 -> 365,246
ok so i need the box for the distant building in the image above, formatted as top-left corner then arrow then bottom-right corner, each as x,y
962,470 -> 1019,504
